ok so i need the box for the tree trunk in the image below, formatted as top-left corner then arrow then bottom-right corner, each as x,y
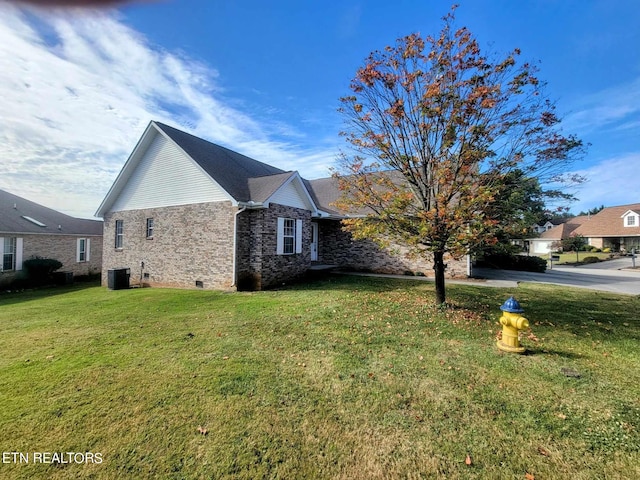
433,250 -> 446,305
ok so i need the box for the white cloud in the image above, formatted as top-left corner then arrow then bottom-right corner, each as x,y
564,77 -> 640,135
570,153 -> 640,213
0,4 -> 337,218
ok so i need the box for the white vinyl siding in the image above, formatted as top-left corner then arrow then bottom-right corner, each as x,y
270,180 -> 312,210
110,132 -> 230,212
77,238 -> 90,262
276,218 -> 303,255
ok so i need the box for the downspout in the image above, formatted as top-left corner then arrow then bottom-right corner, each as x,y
231,201 -> 264,287
231,206 -> 247,287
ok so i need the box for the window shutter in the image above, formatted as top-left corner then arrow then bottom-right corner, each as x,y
0,237 -> 3,271
86,238 -> 91,262
16,238 -> 23,271
295,219 -> 303,254
276,218 -> 285,255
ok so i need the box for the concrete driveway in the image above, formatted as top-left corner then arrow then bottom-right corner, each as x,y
473,257 -> 640,295
565,256 -> 638,270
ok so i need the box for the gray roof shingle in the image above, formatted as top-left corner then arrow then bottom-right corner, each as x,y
0,189 -> 102,236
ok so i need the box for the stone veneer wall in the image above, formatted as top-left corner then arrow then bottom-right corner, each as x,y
236,203 -> 311,290
318,220 -> 468,278
102,201 -> 235,290
0,233 -> 102,287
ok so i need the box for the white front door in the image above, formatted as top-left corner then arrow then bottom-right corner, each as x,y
310,222 -> 318,261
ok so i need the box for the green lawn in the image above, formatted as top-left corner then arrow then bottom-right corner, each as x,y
542,251 -> 613,264
0,277 -> 638,479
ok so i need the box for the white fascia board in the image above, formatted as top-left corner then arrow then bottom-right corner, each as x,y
95,121 -> 158,217
620,209 -> 639,218
313,210 -> 347,220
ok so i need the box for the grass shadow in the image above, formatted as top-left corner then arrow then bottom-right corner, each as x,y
522,347 -> 584,359
0,280 -> 101,307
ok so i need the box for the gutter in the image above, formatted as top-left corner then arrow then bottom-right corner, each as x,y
231,201 -> 265,287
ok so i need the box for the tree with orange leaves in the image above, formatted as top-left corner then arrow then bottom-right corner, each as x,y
334,6 -> 586,304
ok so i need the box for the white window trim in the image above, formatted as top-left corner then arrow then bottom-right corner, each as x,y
77,238 -> 90,263
16,238 -> 23,271
115,220 -> 124,249
276,218 -> 303,255
146,218 -> 154,239
1,237 -> 23,272
625,215 -> 637,227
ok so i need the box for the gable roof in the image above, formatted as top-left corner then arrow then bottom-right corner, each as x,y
248,172 -> 297,204
97,121 -> 323,216
154,122 -> 287,202
0,189 -> 102,236
530,215 -> 589,240
621,209 -> 640,217
573,203 -> 640,237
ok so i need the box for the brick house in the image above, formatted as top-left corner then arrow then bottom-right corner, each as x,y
95,121 -> 469,291
0,189 -> 103,287
572,203 -> 640,253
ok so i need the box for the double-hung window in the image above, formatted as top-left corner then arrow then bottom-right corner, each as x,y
146,218 -> 154,239
77,238 -> 90,262
2,237 -> 16,271
115,220 -> 124,249
0,237 -> 23,272
277,218 -> 303,255
283,219 -> 295,254
627,215 -> 636,227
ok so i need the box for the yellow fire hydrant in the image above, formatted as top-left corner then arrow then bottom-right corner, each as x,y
497,296 -> 529,354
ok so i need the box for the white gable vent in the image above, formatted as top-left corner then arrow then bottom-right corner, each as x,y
21,216 -> 47,227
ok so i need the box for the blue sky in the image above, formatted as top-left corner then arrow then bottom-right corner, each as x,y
0,0 -> 638,218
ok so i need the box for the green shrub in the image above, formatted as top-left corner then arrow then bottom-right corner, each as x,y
603,248 -> 611,253
591,247 -> 601,253
22,257 -> 63,286
477,254 -> 547,272
582,256 -> 600,264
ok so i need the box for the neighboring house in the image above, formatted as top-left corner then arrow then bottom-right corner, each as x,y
0,189 -> 103,288
531,221 -> 557,234
95,121 -> 469,291
572,203 -> 640,252
528,216 -> 589,254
